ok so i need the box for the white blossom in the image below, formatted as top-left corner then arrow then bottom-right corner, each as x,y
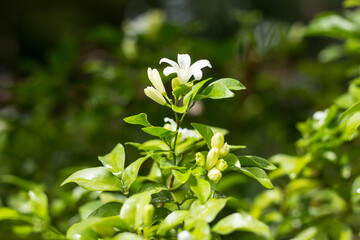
313,109 -> 328,126
144,87 -> 167,105
147,68 -> 166,94
177,231 -> 193,240
164,117 -> 200,141
160,54 -> 212,84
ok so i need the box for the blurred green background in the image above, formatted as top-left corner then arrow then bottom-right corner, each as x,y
1,0 -> 356,238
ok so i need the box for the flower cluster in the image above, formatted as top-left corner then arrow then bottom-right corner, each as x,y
195,132 -> 230,183
144,54 -> 211,105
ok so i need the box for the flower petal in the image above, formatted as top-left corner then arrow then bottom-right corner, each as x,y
159,58 -> 179,68
192,69 -> 203,80
178,71 -> 192,84
190,59 -> 212,71
177,54 -> 191,69
163,66 -> 177,76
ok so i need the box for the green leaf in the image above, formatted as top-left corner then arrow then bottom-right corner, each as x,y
142,127 -> 175,139
187,220 -> 211,240
344,0 -> 360,7
196,82 -> 234,100
139,183 -> 173,203
339,101 -> 360,122
89,202 -> 123,218
173,83 -> 192,99
237,155 -> 276,170
122,155 -> 151,194
307,13 -> 358,39
79,200 -> 103,220
61,167 -> 123,192
0,207 -> 20,221
112,232 -> 143,240
224,154 -> 241,170
212,212 -> 271,238
153,208 -> 172,222
239,167 -> 274,189
210,78 -> 245,91
345,112 -> 360,140
230,145 -> 246,150
190,198 -> 227,223
157,210 -> 189,234
92,216 -> 128,237
189,177 -> 211,204
172,169 -> 192,187
123,113 -> 152,127
191,123 -> 214,149
67,218 -> 99,240
28,189 -> 49,221
119,191 -> 152,231
98,143 -> 125,177
351,176 -> 360,205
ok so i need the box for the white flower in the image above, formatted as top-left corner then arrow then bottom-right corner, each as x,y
313,109 -> 328,126
159,54 -> 212,84
164,117 -> 200,141
147,68 -> 166,94
178,231 -> 193,240
144,87 -> 167,105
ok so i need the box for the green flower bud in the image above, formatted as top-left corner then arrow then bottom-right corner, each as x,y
144,86 -> 167,105
147,68 -> 166,94
219,142 -> 230,158
215,159 -> 228,172
143,204 -> 155,227
172,77 -> 181,89
206,148 -> 219,170
211,132 -> 224,149
208,168 -> 222,183
195,152 -> 205,167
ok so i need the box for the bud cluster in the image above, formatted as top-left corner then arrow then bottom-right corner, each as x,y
195,133 -> 231,184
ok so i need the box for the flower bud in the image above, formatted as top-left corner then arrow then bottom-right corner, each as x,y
147,68 -> 166,94
208,168 -> 222,183
195,152 -> 205,167
206,148 -> 219,170
219,142 -> 230,158
143,204 -> 155,227
144,87 -> 167,105
178,231 -> 193,240
163,123 -> 172,130
211,132 -> 224,149
215,159 -> 228,172
172,77 -> 181,89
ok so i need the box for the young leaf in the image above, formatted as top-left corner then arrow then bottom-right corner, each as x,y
122,155 -> 151,193
239,167 -> 274,189
98,143 -> 125,177
157,210 -> 189,234
237,155 -> 277,170
89,202 -> 123,218
189,176 -> 211,204
196,82 -> 234,100
191,123 -> 214,149
119,191 -> 152,231
345,112 -> 360,140
142,127 -> 175,139
210,78 -> 246,91
123,113 -> 152,127
189,198 -> 227,223
61,167 -> 123,192
212,212 -> 271,238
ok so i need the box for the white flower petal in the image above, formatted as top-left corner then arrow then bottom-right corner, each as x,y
178,71 -> 192,84
177,54 -> 191,69
192,69 -> 203,80
163,66 -> 177,76
190,59 -> 212,70
159,58 -> 179,68
164,117 -> 177,131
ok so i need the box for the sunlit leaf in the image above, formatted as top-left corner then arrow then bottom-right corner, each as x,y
212,212 -> 271,238
239,167 -> 274,189
196,82 -> 234,100
189,177 -> 211,203
123,113 -> 152,127
122,155 -> 151,194
190,198 -> 227,223
210,78 -> 245,91
61,167 -> 123,192
98,143 -> 125,177
191,123 -> 214,148
238,155 -> 276,170
89,202 -> 123,218
157,210 -> 189,234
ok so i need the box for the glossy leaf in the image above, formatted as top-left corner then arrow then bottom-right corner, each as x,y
119,191 -> 151,231
98,143 -> 125,176
190,198 -> 227,223
191,123 -> 214,148
112,232 -> 143,240
67,217 -> 100,240
210,78 -> 245,91
61,167 -> 123,192
139,182 -> 173,203
122,155 -> 151,193
142,127 -> 175,138
239,167 -> 273,189
224,154 -> 241,170
89,202 -> 123,218
123,113 -> 152,127
92,216 -> 128,237
188,220 -> 211,240
157,210 -> 189,234
189,177 -> 211,203
172,169 -> 191,187
196,82 -> 234,100
237,155 -> 276,170
212,212 -> 271,238
345,112 -> 360,139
